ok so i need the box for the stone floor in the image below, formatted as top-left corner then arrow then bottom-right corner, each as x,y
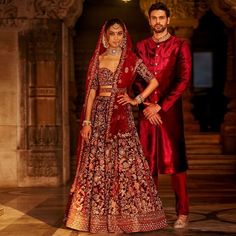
0,174 -> 236,236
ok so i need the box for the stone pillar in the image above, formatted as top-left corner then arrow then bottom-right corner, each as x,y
0,6 -> 26,187
18,19 -> 63,186
221,29 -> 236,153
0,0 -> 83,187
210,0 -> 236,153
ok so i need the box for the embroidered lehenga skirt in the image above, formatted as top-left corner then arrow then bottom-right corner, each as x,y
65,96 -> 167,233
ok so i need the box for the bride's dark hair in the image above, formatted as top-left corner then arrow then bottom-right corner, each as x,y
104,18 -> 125,32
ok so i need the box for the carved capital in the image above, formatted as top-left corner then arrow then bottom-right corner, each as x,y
0,0 -> 84,28
0,0 -> 17,18
32,0 -> 83,27
209,0 -> 236,28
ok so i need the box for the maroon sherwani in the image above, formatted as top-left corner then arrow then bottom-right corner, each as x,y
134,35 -> 192,215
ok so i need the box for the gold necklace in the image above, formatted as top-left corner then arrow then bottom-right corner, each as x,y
153,32 -> 171,43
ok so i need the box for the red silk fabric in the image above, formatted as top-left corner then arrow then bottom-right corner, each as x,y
109,52 -> 141,137
134,36 -> 192,174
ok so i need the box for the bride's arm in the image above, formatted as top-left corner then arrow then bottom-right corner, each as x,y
80,88 -> 96,143
117,61 -> 159,107
84,89 -> 96,122
134,60 -> 159,102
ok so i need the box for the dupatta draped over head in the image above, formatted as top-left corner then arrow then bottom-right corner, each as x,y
73,21 -> 142,184
80,21 -> 141,139
65,23 -> 168,234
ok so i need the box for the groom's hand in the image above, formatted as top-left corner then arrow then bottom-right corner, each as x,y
148,113 -> 162,125
143,102 -> 162,125
143,102 -> 161,119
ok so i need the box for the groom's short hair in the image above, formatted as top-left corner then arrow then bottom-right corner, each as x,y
148,2 -> 170,17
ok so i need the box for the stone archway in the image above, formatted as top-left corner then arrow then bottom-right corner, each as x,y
210,0 -> 236,153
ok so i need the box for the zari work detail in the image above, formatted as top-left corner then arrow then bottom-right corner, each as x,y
65,68 -> 167,233
65,21 -> 167,234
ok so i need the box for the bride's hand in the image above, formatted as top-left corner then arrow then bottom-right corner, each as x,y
80,125 -> 92,144
117,93 -> 138,106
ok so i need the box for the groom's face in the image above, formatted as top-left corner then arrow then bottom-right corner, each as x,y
149,9 -> 170,34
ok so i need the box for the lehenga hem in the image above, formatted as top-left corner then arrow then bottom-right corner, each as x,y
66,211 -> 167,233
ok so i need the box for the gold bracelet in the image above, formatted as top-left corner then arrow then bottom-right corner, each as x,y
134,94 -> 144,104
82,120 -> 92,126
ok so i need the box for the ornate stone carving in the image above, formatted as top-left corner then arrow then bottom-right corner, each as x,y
33,0 -> 71,18
27,152 -> 59,177
27,20 -> 61,61
0,18 -> 26,28
29,0 -> 83,27
63,0 -> 83,27
210,0 -> 236,27
28,125 -> 62,148
29,87 -> 56,97
0,0 -> 17,18
0,0 -> 84,28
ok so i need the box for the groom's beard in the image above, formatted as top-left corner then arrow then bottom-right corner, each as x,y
152,24 -> 167,33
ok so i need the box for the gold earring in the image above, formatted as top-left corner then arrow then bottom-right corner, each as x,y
102,35 -> 109,48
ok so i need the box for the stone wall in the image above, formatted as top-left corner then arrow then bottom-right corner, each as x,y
0,30 -> 18,186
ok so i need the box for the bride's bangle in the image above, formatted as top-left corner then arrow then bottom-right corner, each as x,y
134,94 -> 144,104
82,120 -> 92,126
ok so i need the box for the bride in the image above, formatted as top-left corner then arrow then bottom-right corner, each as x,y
64,18 -> 167,234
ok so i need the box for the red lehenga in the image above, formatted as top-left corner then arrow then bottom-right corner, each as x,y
65,22 -> 167,233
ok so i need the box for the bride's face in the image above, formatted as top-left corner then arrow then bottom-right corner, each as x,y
105,23 -> 124,48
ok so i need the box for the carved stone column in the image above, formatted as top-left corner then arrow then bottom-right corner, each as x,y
139,0 -> 209,132
221,29 -> 236,153
210,0 -> 236,153
18,19 -> 63,186
0,0 -> 83,187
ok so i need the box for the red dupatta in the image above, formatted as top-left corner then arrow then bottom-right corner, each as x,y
71,21 -> 139,192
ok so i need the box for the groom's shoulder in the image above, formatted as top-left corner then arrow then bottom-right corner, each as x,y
136,37 -> 151,49
137,37 -> 150,45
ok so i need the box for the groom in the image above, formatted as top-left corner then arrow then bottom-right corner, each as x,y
134,2 -> 192,229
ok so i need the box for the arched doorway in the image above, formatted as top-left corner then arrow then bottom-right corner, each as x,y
191,10 -> 228,132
